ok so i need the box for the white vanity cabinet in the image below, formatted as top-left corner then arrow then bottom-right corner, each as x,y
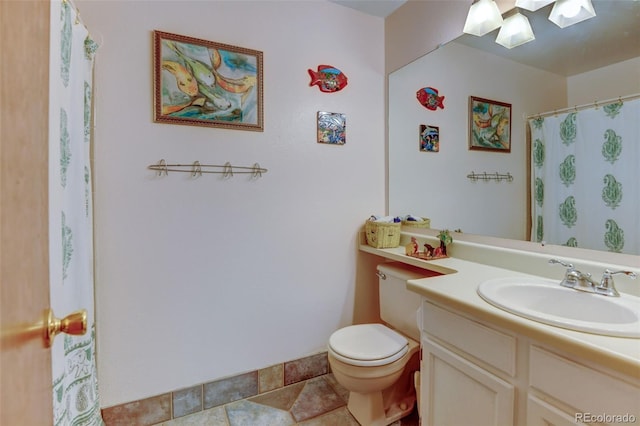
420,299 -> 640,426
420,300 -> 517,426
527,345 -> 640,426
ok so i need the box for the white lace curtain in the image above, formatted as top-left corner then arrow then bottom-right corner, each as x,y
529,97 -> 640,255
49,0 -> 103,424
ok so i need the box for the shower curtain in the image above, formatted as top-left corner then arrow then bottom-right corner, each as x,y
49,0 -> 103,424
530,97 -> 640,255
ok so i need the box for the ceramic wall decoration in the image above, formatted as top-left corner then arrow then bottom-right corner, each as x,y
416,87 -> 445,110
308,65 -> 348,93
419,124 -> 440,152
317,111 -> 346,145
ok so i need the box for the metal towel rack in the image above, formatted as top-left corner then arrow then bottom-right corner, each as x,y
467,171 -> 513,182
148,159 -> 267,178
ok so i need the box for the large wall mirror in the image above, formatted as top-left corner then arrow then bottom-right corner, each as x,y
389,1 -> 640,255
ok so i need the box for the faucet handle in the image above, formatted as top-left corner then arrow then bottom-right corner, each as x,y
548,258 -> 579,288
548,258 -> 574,270
597,269 -> 637,297
605,270 -> 638,279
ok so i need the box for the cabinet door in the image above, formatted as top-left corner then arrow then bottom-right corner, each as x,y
529,345 -> 640,420
422,338 -> 514,426
527,395 -> 579,426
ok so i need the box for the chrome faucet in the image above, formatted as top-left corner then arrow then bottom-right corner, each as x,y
548,259 -> 637,297
596,269 -> 638,297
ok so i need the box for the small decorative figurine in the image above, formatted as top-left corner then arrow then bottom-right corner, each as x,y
423,243 -> 434,258
405,237 -> 419,256
308,65 -> 348,93
416,87 -> 445,110
405,229 -> 453,260
437,229 -> 453,256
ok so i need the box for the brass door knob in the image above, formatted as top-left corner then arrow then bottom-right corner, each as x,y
43,308 -> 87,348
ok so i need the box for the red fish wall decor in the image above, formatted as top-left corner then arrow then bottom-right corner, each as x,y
308,65 -> 348,93
416,87 -> 445,110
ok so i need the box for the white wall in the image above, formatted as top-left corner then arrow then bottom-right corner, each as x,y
568,57 -> 640,105
389,42 -> 566,240
78,0 -> 385,408
384,0 -> 470,74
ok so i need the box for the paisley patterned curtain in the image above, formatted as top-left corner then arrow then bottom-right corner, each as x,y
530,98 -> 640,255
49,0 -> 103,424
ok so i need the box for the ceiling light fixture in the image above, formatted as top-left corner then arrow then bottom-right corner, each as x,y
548,0 -> 596,28
463,0 -> 504,37
514,0 -> 554,12
495,11 -> 536,49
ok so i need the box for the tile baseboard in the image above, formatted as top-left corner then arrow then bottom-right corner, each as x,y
102,351 -> 329,426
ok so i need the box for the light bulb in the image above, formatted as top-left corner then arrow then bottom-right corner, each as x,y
496,12 -> 535,49
559,0 -> 581,17
463,0 -> 504,37
548,0 -> 596,28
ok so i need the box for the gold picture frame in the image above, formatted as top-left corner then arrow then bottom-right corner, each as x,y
153,30 -> 263,131
469,96 -> 511,152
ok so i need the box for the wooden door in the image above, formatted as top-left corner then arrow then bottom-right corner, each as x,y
0,1 -> 54,424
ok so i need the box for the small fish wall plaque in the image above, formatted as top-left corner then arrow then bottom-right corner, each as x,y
416,87 -> 445,110
317,111 -> 346,145
308,65 -> 348,93
419,124 -> 440,152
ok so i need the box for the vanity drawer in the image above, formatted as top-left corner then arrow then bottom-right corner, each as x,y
422,301 -> 516,376
529,345 -> 640,418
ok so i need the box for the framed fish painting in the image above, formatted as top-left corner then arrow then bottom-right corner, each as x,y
153,30 -> 263,131
317,111 -> 346,145
468,96 -> 511,152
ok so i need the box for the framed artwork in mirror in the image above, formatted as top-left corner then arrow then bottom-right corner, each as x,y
153,30 -> 263,132
419,124 -> 439,152
469,96 -> 511,152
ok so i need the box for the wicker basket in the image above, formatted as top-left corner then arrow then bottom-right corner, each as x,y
365,221 -> 401,248
402,217 -> 431,229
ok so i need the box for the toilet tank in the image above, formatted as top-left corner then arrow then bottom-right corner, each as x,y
378,262 -> 441,341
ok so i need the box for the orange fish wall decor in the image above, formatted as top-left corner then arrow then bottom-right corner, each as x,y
416,87 -> 445,110
308,65 -> 348,93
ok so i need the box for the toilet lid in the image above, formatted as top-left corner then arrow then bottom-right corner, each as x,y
329,324 -> 408,366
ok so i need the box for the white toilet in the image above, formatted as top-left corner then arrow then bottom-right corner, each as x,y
328,262 -> 439,426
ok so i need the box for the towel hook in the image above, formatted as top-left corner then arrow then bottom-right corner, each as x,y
222,162 -> 234,178
154,159 -> 168,176
191,161 -> 202,178
251,163 -> 263,179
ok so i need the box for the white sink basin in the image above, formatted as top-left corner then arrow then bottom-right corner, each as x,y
477,277 -> 640,338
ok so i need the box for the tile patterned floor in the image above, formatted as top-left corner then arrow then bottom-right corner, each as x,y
156,374 -> 419,426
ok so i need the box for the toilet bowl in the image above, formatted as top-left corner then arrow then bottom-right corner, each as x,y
327,261 -> 436,426
328,324 -> 420,426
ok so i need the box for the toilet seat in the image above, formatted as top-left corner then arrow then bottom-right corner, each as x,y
328,324 -> 409,367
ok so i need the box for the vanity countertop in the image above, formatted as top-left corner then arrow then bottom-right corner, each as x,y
360,241 -> 640,379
